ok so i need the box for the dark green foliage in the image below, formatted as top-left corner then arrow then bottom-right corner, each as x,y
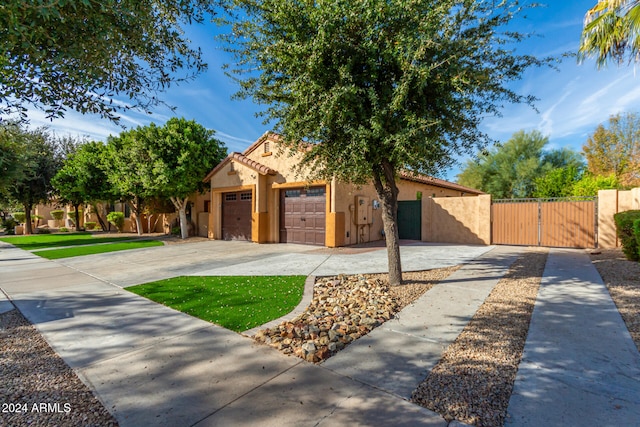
52,141 -> 114,231
105,117 -> 226,239
1,217 -> 18,234
1,0 -> 216,122
634,218 -> 640,260
12,212 -> 26,223
50,210 -> 65,221
614,210 -> 640,261
459,130 -> 586,198
1,122 -> 63,234
106,211 -> 125,232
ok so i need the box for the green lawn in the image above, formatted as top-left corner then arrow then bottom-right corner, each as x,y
0,232 -> 135,250
0,232 -> 164,259
36,240 -> 164,259
128,275 -> 306,332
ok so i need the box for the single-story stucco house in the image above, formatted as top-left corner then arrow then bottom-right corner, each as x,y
203,132 -> 484,247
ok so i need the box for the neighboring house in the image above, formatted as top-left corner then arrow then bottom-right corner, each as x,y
33,196 -> 211,237
203,132 -> 483,247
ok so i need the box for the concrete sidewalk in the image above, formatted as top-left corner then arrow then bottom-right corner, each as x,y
3,240 -> 639,426
505,248 -> 640,426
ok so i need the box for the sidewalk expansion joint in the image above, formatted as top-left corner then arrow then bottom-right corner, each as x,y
190,360 -> 304,427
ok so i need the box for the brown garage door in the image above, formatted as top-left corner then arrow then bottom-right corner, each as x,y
222,191 -> 252,241
280,186 -> 326,245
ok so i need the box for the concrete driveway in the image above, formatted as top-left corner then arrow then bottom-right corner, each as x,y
55,239 -> 494,287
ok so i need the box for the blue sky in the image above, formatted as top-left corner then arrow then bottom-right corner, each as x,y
22,1 -> 640,181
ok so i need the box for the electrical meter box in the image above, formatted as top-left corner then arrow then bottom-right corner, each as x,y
355,196 -> 370,225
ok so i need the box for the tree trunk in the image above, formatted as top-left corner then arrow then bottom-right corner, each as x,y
127,197 -> 144,236
170,197 -> 190,240
74,203 -> 82,231
92,203 -> 108,231
371,161 -> 402,286
23,204 -> 33,235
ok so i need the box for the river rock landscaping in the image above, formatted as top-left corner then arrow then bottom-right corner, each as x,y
252,266 -> 459,363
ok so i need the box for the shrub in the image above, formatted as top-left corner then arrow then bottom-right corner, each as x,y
12,212 -> 26,223
613,210 -> 640,261
2,218 -> 18,234
50,210 -> 65,221
37,227 -> 51,234
85,221 -> 97,230
107,211 -> 125,232
59,227 -> 69,232
171,226 -> 181,235
634,219 -> 640,260
67,210 -> 83,226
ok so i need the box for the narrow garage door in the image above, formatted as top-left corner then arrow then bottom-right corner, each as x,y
280,186 -> 326,245
222,191 -> 252,241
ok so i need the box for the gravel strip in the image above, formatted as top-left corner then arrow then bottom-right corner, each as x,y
0,309 -> 118,427
253,266 -> 459,363
411,248 -> 548,427
590,248 -> 640,352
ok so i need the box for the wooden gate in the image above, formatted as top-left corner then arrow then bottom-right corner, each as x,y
491,197 -> 597,248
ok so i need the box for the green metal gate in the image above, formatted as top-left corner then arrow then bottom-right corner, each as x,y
398,200 -> 422,240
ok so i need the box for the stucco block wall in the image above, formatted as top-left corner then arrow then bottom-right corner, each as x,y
422,195 -> 491,245
598,187 -> 640,248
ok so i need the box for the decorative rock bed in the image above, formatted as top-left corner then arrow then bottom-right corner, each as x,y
253,267 -> 459,363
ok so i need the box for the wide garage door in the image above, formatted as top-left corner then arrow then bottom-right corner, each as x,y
280,186 -> 326,245
222,191 -> 252,241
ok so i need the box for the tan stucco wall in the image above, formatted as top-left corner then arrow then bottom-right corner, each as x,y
423,195 -> 491,245
598,187 -> 640,248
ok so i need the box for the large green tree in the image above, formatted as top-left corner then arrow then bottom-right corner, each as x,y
582,112 -> 640,187
105,131 -> 150,236
52,141 -> 115,231
0,121 -> 33,195
1,123 -> 62,234
133,118 -> 226,239
458,131 -> 583,199
222,0 -> 551,285
533,165 -> 583,198
1,0 -> 216,122
106,118 -> 225,238
579,0 -> 640,67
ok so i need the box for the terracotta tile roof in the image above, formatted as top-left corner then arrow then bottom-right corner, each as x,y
202,152 -> 277,182
399,170 -> 485,195
242,132 -> 282,156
